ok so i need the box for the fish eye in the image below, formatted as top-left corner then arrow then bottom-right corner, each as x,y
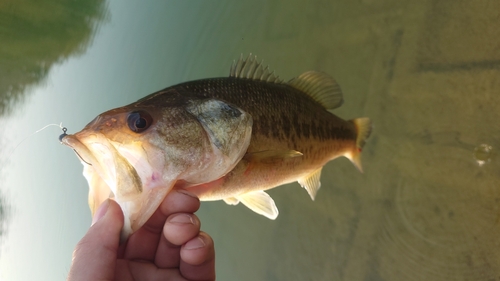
127,111 -> 153,133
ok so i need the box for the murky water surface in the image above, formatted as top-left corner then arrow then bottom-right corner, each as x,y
1,1 -> 499,280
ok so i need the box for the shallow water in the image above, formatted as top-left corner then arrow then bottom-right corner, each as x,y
1,1 -> 499,280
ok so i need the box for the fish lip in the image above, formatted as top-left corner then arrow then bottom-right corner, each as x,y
61,132 -> 137,195
61,134 -> 110,217
61,133 -> 119,209
61,131 -> 161,239
61,134 -> 100,167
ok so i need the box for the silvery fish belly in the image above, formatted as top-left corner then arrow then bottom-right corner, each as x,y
61,55 -> 371,240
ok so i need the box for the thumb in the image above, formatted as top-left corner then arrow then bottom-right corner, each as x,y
67,199 -> 124,281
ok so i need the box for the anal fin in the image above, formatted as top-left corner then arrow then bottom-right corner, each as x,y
298,167 -> 322,200
236,191 -> 279,219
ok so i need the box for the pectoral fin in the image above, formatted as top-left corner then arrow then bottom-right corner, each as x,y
223,197 -> 240,205
298,167 -> 322,200
236,191 -> 279,219
245,150 -> 303,165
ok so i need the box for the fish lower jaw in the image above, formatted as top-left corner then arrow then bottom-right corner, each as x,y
117,200 -> 142,241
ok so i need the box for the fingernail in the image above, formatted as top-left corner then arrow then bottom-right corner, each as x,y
91,199 -> 110,226
185,236 -> 206,250
176,189 -> 198,199
169,214 -> 194,224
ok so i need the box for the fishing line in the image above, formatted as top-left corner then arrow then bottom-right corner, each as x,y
5,123 -> 67,164
56,126 -> 92,166
7,123 -> 93,166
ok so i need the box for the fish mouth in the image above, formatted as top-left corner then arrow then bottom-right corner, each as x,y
60,134 -> 97,168
60,133 -> 139,200
61,134 -> 116,218
61,132 -> 170,241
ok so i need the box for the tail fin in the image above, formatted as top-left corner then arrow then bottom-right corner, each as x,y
346,118 -> 372,172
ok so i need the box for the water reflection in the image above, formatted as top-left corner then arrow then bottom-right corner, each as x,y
0,0 -> 108,242
1,1 -> 499,280
0,193 -> 6,238
0,0 -> 108,116
474,144 -> 494,166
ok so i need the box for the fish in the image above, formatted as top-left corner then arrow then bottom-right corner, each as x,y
60,55 -> 372,241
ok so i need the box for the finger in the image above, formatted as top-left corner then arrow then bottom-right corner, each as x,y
115,260 -> 185,281
158,189 -> 200,217
155,213 -> 201,268
180,232 -> 216,281
164,213 -> 201,245
67,199 -> 123,281
123,189 -> 200,261
153,234 -> 181,269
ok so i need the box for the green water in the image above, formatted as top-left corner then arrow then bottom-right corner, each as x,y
1,1 -> 499,280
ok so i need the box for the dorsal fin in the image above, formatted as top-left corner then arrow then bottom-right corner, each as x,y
229,54 -> 283,83
287,71 -> 344,110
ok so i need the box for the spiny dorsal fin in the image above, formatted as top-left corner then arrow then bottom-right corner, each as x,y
287,71 -> 344,110
236,190 -> 279,219
230,54 -> 283,83
298,167 -> 322,200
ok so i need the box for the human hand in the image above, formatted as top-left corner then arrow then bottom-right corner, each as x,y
67,190 -> 215,281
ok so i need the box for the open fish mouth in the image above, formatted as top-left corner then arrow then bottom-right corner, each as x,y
60,132 -> 170,241
61,134 -> 115,217
60,132 -> 142,201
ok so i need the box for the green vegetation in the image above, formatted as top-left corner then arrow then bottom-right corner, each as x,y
0,0 -> 108,244
0,0 -> 108,115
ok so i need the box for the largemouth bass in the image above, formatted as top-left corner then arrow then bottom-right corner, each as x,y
61,55 -> 372,240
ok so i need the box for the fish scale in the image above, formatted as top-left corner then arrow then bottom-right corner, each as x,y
171,78 -> 354,142
61,55 -> 372,240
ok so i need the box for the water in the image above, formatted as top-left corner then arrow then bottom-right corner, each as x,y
1,1 -> 499,280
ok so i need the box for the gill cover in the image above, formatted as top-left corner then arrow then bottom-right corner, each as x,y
62,97 -> 253,242
183,98 -> 253,183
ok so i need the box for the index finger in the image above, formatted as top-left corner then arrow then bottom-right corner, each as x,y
122,189 -> 200,261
